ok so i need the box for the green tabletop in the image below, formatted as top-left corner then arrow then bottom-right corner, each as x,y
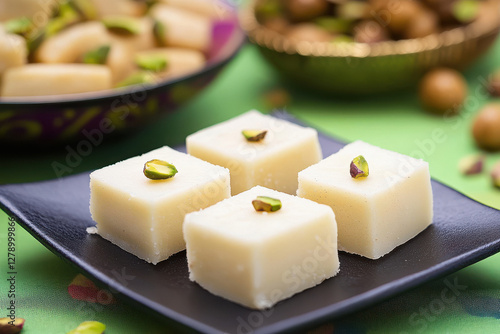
1,37 -> 500,333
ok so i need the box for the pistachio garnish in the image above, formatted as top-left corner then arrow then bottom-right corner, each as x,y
67,321 -> 106,334
69,0 -> 98,20
458,154 -> 485,175
135,55 -> 168,72
83,45 -> 111,65
350,155 -> 369,179
491,161 -> 500,189
252,196 -> 282,212
4,17 -> 34,37
0,318 -> 25,334
153,20 -> 167,46
102,17 -> 141,35
143,159 -> 178,180
242,130 -> 267,142
115,72 -> 156,88
314,17 -> 352,34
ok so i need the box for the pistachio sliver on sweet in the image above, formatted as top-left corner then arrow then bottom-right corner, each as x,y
491,161 -> 500,189
453,0 -> 479,23
135,54 -> 168,72
350,155 -> 369,179
252,196 -> 282,212
102,17 -> 141,35
83,45 -> 111,64
143,159 -> 178,180
153,20 -> 167,46
69,0 -> 98,20
242,130 -> 267,142
4,17 -> 34,37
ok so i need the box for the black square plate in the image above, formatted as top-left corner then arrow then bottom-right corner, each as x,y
1,113 -> 500,333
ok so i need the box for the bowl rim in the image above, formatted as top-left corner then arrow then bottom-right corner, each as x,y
240,0 -> 500,58
0,16 -> 246,107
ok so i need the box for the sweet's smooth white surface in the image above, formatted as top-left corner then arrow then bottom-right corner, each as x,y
298,140 -> 433,259
184,186 -> 339,309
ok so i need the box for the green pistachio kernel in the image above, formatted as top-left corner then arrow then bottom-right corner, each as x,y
252,196 -> 282,212
153,20 -> 167,46
102,17 -> 141,35
143,159 -> 178,180
350,155 -> 369,179
69,0 -> 98,20
242,130 -> 267,142
83,45 -> 111,64
5,17 -> 33,37
67,321 -> 106,334
135,54 -> 168,72
0,317 -> 25,334
314,17 -> 352,34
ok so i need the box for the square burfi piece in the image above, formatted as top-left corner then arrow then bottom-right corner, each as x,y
90,146 -> 230,264
186,110 -> 322,195
184,186 -> 339,309
298,140 -> 433,260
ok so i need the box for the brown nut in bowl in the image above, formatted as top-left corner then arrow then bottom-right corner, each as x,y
240,0 -> 500,95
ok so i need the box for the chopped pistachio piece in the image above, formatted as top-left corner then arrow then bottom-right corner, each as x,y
255,0 -> 282,20
83,45 -> 111,65
315,17 -> 352,34
135,55 -> 168,72
492,161 -> 500,189
5,17 -> 33,37
69,0 -> 98,20
350,155 -> 369,179
143,159 -> 178,180
458,154 -> 485,175
67,321 -> 106,334
252,196 -> 282,212
453,0 -> 479,23
115,71 -> 156,88
331,35 -> 354,44
0,317 -> 25,334
153,20 -> 167,46
242,130 -> 267,142
102,17 -> 141,35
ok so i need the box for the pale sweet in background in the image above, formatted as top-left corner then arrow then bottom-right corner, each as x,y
89,146 -> 230,264
186,110 -> 322,195
184,186 -> 339,309
298,140 -> 433,259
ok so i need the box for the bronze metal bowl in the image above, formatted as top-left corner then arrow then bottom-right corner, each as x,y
240,0 -> 500,95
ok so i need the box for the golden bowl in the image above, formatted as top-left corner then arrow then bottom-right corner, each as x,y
240,0 -> 500,95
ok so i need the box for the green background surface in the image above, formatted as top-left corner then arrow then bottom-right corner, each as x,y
1,36 -> 500,333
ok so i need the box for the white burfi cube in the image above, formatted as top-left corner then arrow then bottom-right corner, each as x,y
184,186 -> 339,309
186,110 -> 322,195
90,146 -> 230,264
298,140 -> 433,260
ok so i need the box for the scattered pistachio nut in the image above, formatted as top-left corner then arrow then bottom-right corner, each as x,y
488,69 -> 500,96
135,55 -> 168,72
492,161 -> 500,188
314,17 -> 352,34
0,318 -> 25,334
350,155 -> 369,179
242,130 -> 267,142
252,196 -> 282,212
143,159 -> 178,180
67,321 -> 106,334
102,17 -> 141,35
83,45 -> 111,65
458,154 -> 485,175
